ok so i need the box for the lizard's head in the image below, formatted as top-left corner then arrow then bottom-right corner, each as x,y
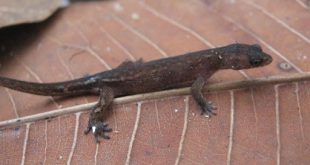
219,44 -> 272,70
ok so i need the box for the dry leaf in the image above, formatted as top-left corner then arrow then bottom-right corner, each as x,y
0,0 -> 67,28
0,0 -> 310,164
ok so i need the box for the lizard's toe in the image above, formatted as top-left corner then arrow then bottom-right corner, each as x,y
85,120 -> 113,143
84,125 -> 92,135
201,102 -> 217,118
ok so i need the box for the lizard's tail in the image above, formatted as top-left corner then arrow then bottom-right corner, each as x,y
0,76 -> 93,96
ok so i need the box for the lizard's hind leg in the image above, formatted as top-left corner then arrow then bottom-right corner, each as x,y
84,87 -> 115,143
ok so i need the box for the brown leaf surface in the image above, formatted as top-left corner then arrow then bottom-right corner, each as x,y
0,0 -> 67,28
0,0 -> 310,164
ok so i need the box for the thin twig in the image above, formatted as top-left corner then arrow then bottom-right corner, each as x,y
1,72 -> 310,128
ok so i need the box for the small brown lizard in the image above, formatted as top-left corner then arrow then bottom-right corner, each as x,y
0,43 -> 272,142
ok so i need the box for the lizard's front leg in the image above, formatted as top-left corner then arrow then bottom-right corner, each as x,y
191,76 -> 217,117
84,87 -> 114,143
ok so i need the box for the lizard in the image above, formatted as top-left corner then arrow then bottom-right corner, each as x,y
0,43 -> 272,143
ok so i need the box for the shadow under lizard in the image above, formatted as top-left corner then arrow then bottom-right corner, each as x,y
0,43 -> 272,143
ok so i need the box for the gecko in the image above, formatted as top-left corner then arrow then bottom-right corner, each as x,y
0,43 -> 272,142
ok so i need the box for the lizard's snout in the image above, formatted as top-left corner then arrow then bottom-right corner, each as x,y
262,53 -> 273,65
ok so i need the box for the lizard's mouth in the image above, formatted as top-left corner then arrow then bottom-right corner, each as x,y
265,55 -> 273,65
260,53 -> 273,66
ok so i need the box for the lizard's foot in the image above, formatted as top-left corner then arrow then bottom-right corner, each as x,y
200,101 -> 217,118
85,119 -> 112,143
83,87 -> 115,143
